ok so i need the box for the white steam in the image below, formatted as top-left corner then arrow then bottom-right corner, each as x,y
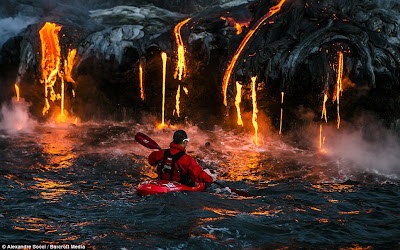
0,98 -> 37,135
0,15 -> 37,47
325,120 -> 400,180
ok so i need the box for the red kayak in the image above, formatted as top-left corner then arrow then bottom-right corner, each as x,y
136,179 -> 206,196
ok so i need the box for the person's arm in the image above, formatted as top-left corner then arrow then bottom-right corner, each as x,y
186,157 -> 213,183
148,150 -> 163,166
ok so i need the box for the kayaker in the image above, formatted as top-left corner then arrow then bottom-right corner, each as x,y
148,130 -> 215,186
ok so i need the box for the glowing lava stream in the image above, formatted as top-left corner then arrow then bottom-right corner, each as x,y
321,93 -> 328,123
279,92 -> 284,135
39,22 -> 62,115
14,84 -> 20,101
139,62 -> 145,100
175,85 -> 181,117
64,49 -> 76,83
161,52 -> 167,127
333,52 -> 344,128
320,93 -> 328,152
222,0 -> 287,106
235,81 -> 243,126
251,76 -> 259,145
174,18 -> 191,81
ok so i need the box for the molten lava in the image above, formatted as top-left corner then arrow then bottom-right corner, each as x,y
139,62 -> 145,101
319,93 -> 328,152
64,49 -> 76,83
235,81 -> 243,126
174,18 -> 191,81
222,0 -> 287,106
321,93 -> 328,123
251,76 -> 259,145
333,52 -> 344,128
39,22 -> 62,115
220,16 -> 250,35
161,52 -> 167,127
279,92 -> 284,135
175,85 -> 181,117
14,84 -> 20,101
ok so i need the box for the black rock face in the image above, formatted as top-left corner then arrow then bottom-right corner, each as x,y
0,0 -> 399,132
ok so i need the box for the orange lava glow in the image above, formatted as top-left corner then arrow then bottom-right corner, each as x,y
235,81 -> 243,126
333,52 -> 344,128
279,92 -> 284,135
139,62 -> 145,100
173,18 -> 191,80
39,22 -> 62,115
220,16 -> 250,35
251,76 -> 259,145
222,0 -> 287,106
14,83 -> 20,101
161,52 -> 167,127
175,85 -> 181,117
182,86 -> 189,94
321,93 -> 328,123
64,49 -> 76,83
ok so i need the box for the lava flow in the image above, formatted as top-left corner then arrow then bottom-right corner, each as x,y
139,61 -> 145,101
319,93 -> 328,152
14,84 -> 20,101
160,52 -> 167,128
279,92 -> 284,135
64,49 -> 77,84
175,85 -> 181,117
333,52 -> 344,128
173,18 -> 190,81
222,0 -> 287,106
251,76 -> 259,145
235,81 -> 243,126
39,22 -> 62,116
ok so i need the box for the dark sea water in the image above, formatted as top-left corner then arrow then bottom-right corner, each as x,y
0,122 -> 399,249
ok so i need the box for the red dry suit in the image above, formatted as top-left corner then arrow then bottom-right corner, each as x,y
148,142 -> 212,185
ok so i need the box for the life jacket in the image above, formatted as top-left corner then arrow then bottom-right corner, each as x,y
157,149 -> 185,182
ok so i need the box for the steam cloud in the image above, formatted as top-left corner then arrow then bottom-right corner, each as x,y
0,16 -> 37,47
0,98 -> 37,135
325,117 -> 400,181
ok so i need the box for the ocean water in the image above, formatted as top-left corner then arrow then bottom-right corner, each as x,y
0,122 -> 399,249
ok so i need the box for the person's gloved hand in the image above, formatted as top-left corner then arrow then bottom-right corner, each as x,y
204,169 -> 218,182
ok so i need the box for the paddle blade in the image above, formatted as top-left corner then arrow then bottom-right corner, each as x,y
135,132 -> 161,149
213,181 -> 251,197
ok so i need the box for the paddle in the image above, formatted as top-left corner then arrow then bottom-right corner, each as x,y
213,181 -> 251,197
135,132 -> 161,150
134,132 -> 251,197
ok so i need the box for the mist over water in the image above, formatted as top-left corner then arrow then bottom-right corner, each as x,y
0,98 -> 37,135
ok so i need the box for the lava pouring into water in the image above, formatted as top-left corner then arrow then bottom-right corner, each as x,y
174,18 -> 190,81
235,81 -> 243,126
139,61 -> 145,101
333,52 -> 344,128
159,52 -> 167,128
39,22 -> 62,116
320,93 -> 328,152
175,85 -> 181,117
251,76 -> 259,145
222,0 -> 287,106
14,84 -> 20,101
279,92 -> 284,135
64,49 -> 76,84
